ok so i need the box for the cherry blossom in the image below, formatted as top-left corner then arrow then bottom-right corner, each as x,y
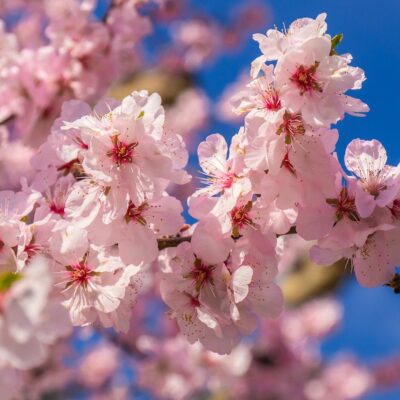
50,227 -> 143,331
345,139 -> 400,218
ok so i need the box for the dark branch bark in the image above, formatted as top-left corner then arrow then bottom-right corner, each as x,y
157,236 -> 191,250
156,226 -> 298,251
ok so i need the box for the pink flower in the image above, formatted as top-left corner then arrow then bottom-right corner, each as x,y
0,130 -> 35,190
136,335 -> 204,400
173,19 -> 222,70
252,13 -> 328,71
159,237 -> 283,353
159,242 -> 241,354
345,139 -> 400,218
62,91 -> 190,204
164,88 -> 210,145
311,225 -> 400,287
232,65 -> 283,122
65,178 -> 184,266
296,177 -> 361,241
50,227 -> 142,331
194,133 -> 249,199
283,297 -> 342,342
305,358 -> 373,400
108,195 -> 185,265
78,344 -> 119,389
0,189 -> 41,257
274,36 -> 368,127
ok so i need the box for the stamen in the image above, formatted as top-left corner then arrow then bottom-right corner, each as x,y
107,135 -> 138,166
290,62 -> 322,95
125,201 -> 148,225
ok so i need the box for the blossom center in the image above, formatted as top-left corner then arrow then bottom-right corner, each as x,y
107,135 -> 138,166
360,171 -> 388,198
66,261 -> 93,287
230,201 -> 254,238
49,201 -> 65,215
290,62 -> 322,95
261,86 -> 281,111
326,187 -> 360,223
125,201 -> 149,225
184,258 -> 215,292
277,112 -> 305,144
214,171 -> 235,190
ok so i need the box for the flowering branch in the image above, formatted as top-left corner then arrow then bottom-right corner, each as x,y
157,236 -> 192,250
157,226 -> 298,251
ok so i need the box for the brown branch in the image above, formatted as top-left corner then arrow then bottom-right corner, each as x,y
156,226 -> 298,251
157,236 -> 191,250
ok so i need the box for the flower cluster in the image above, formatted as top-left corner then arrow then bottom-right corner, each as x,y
223,14 -> 400,291
1,90 -> 189,345
156,13 -> 400,352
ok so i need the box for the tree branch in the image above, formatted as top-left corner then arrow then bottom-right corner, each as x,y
157,236 -> 191,250
156,226 -> 298,251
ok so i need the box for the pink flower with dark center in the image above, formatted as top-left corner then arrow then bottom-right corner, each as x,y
345,139 -> 400,218
192,133 -> 251,220
290,62 -> 322,95
184,258 -> 216,293
326,186 -> 360,223
274,33 -> 368,127
66,259 -> 95,288
231,66 -> 283,121
196,134 -> 238,196
34,176 -> 74,223
62,91 -> 190,204
106,135 -> 138,166
50,230 -> 142,330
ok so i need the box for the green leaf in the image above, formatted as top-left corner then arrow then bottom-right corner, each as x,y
330,33 -> 343,56
0,271 -> 22,292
